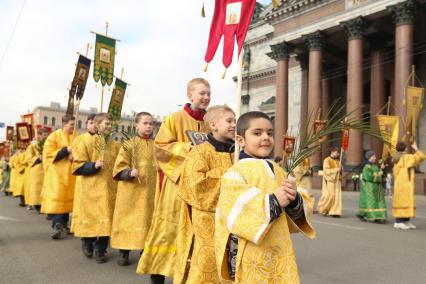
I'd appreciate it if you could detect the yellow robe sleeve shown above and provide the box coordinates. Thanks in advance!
[323,158,340,182]
[178,145,226,212]
[43,131,71,168]
[113,145,131,178]
[154,115,192,183]
[218,169,272,245]
[71,135,92,173]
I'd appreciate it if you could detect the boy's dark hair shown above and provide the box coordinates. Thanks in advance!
[396,142,406,152]
[329,146,339,154]
[237,111,271,137]
[86,113,96,122]
[62,114,75,124]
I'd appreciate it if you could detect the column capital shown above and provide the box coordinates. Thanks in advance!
[304,31,326,51]
[388,0,416,25]
[267,41,292,61]
[296,52,309,70]
[341,17,366,40]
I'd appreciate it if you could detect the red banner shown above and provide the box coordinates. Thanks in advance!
[342,128,349,151]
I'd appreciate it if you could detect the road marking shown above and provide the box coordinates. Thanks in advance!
[314,220,365,231]
[0,215,21,222]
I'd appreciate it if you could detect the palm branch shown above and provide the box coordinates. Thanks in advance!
[121,127,142,184]
[284,101,391,176]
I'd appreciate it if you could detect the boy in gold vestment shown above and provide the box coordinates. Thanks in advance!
[111,112,157,266]
[72,113,120,263]
[42,115,76,239]
[175,105,235,284]
[137,78,210,284]
[215,111,315,283]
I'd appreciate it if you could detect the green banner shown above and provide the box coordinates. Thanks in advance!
[93,34,116,86]
[108,78,127,122]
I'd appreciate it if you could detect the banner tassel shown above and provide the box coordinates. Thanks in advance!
[203,63,208,72]
[201,2,206,18]
[221,68,227,79]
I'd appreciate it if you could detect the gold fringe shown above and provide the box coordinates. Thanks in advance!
[203,63,208,72]
[201,2,206,18]
[221,68,227,79]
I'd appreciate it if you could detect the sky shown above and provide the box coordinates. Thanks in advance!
[0,0,273,139]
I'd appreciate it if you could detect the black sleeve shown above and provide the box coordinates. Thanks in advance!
[269,194,283,223]
[54,147,70,162]
[285,193,305,224]
[33,158,42,166]
[74,162,100,176]
[115,169,135,181]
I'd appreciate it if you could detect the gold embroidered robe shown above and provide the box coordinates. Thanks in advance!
[111,137,157,250]
[72,134,119,237]
[137,110,208,278]
[174,142,233,284]
[215,159,315,284]
[13,153,26,197]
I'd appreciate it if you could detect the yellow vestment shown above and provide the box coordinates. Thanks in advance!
[72,134,119,237]
[111,137,157,250]
[174,141,233,284]
[215,159,315,283]
[41,129,75,214]
[25,142,44,206]
[137,109,208,278]
[317,157,342,216]
[392,150,426,218]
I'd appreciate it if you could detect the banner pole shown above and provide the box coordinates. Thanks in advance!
[234,49,244,165]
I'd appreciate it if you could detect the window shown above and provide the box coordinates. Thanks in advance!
[127,125,131,133]
[43,116,48,125]
[52,117,56,126]
[78,120,82,129]
[121,125,125,132]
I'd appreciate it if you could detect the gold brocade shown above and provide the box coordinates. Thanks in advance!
[110,138,157,250]
[392,150,426,218]
[25,143,44,206]
[72,134,120,237]
[23,153,30,205]
[70,133,88,233]
[8,156,16,195]
[317,157,342,216]
[137,110,208,278]
[215,159,315,284]
[174,142,233,284]
[41,129,75,214]
[12,153,26,197]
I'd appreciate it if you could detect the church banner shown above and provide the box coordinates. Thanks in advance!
[204,0,256,69]
[93,34,116,86]
[377,115,399,159]
[70,55,91,101]
[404,86,424,142]
[108,78,127,122]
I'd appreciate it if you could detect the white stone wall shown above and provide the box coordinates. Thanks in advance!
[247,84,276,112]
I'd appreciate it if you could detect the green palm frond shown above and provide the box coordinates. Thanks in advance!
[121,127,142,184]
[284,101,391,175]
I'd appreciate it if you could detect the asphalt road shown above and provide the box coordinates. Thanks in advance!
[1,190,426,284]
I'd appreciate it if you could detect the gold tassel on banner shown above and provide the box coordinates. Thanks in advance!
[221,68,227,79]
[201,2,206,18]
[203,63,208,72]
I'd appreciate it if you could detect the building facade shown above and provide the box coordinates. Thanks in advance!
[32,102,163,140]
[244,0,426,172]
